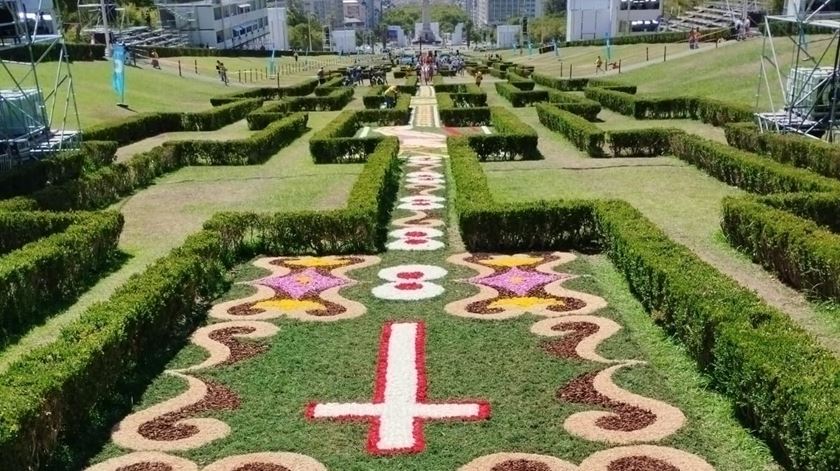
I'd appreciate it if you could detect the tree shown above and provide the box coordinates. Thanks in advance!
[544,0,566,15]
[380,4,467,36]
[465,20,473,47]
[289,22,324,51]
[531,15,565,44]
[286,0,309,27]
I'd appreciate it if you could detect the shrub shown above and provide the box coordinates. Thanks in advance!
[507,71,536,91]
[670,133,840,194]
[0,141,118,198]
[536,103,605,157]
[584,88,752,125]
[722,195,840,301]
[205,137,400,256]
[437,93,490,127]
[725,122,840,179]
[532,74,590,91]
[283,87,354,111]
[447,137,840,470]
[584,87,637,116]
[0,227,230,470]
[465,107,539,161]
[495,82,549,107]
[309,110,384,163]
[314,75,345,96]
[354,94,412,126]
[607,128,683,157]
[548,91,602,121]
[0,210,123,344]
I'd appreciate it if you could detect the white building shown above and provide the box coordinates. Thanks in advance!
[331,28,356,53]
[156,0,270,49]
[566,0,662,42]
[387,25,407,47]
[496,24,520,48]
[451,22,464,45]
[266,6,288,49]
[475,0,541,27]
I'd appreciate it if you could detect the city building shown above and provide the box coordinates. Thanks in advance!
[566,0,663,42]
[496,23,519,47]
[303,0,344,28]
[156,0,270,49]
[474,0,542,27]
[266,6,289,49]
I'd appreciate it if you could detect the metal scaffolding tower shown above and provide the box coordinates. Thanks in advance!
[0,0,81,171]
[756,0,840,141]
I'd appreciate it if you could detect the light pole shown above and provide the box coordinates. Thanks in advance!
[307,14,313,54]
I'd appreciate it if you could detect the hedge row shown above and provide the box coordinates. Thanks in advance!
[309,110,385,163]
[506,71,536,91]
[466,107,539,161]
[354,94,412,126]
[437,93,490,127]
[209,78,320,106]
[722,195,840,301]
[447,137,840,470]
[495,82,549,107]
[584,87,753,125]
[85,99,263,146]
[283,87,354,111]
[530,74,638,94]
[670,133,840,194]
[547,91,602,121]
[0,141,118,199]
[0,42,105,62]
[536,103,605,156]
[205,136,400,256]
[0,210,123,344]
[314,75,346,96]
[0,226,230,470]
[563,28,729,47]
[608,128,683,157]
[725,122,840,180]
[6,113,309,211]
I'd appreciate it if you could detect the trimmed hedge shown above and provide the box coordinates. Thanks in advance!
[725,122,840,180]
[495,82,549,107]
[670,133,840,194]
[608,128,683,157]
[0,141,118,198]
[448,137,840,470]
[205,137,400,256]
[309,110,384,163]
[548,91,602,121]
[85,99,263,146]
[465,107,539,161]
[532,74,590,91]
[208,78,320,106]
[14,113,308,211]
[437,93,490,127]
[0,227,230,470]
[722,195,840,301]
[283,87,354,111]
[314,75,345,96]
[506,71,536,91]
[536,103,605,157]
[0,210,123,344]
[584,88,753,125]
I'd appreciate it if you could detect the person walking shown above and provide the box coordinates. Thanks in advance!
[150,49,160,69]
[595,55,604,74]
[294,51,299,62]
[475,70,483,87]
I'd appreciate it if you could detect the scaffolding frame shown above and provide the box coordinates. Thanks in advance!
[0,0,81,170]
[755,0,840,141]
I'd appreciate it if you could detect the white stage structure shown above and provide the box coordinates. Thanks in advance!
[496,24,520,48]
[566,0,662,42]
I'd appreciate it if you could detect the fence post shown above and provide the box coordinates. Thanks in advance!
[277,70,280,88]
[618,59,622,74]
[178,60,182,77]
[646,47,649,61]
[664,46,667,62]
[238,70,242,82]
[569,64,573,78]
[560,62,563,76]
[195,59,198,74]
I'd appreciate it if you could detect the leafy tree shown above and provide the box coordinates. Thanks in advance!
[380,4,467,36]
[286,0,309,27]
[531,15,565,43]
[544,0,566,15]
[289,22,324,51]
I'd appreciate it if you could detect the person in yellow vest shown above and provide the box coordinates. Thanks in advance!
[383,84,399,108]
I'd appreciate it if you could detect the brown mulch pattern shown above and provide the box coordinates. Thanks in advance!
[210,326,269,365]
[138,380,240,441]
[466,296,585,315]
[558,372,656,432]
[490,459,552,471]
[542,322,601,360]
[116,464,173,471]
[607,456,681,471]
[232,464,292,471]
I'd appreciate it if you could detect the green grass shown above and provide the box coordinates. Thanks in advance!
[87,146,779,470]
[0,111,363,373]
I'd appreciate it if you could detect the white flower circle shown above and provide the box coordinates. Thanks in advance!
[372,281,445,300]
[389,227,444,238]
[397,195,445,210]
[407,171,444,180]
[378,264,448,282]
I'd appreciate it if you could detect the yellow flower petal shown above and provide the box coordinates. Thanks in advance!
[285,256,349,267]
[481,255,544,267]
[255,299,325,311]
[489,296,564,309]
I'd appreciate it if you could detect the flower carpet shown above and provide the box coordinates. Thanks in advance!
[85,87,776,471]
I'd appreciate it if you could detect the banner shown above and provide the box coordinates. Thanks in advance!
[112,43,126,103]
